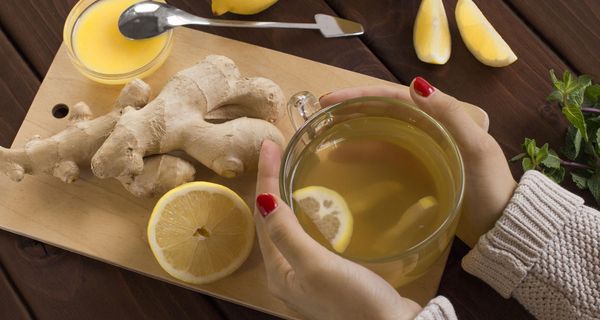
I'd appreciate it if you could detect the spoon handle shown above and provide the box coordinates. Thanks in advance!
[172,9,320,30]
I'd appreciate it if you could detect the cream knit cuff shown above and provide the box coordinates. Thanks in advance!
[414,296,457,320]
[461,170,583,298]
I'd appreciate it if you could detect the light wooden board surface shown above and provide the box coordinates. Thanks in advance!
[0,28,486,319]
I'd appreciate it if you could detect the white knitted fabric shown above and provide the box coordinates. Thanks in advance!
[416,170,600,319]
[462,170,599,319]
[414,296,457,320]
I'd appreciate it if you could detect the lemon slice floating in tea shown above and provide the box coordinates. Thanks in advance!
[455,0,517,67]
[292,186,353,253]
[147,182,254,284]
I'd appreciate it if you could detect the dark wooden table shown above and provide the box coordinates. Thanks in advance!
[0,0,598,319]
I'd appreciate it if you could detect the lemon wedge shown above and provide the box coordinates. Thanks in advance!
[211,0,278,15]
[455,0,517,67]
[292,186,353,253]
[147,182,254,284]
[413,0,451,65]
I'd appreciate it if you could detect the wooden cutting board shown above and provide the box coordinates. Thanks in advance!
[0,28,487,319]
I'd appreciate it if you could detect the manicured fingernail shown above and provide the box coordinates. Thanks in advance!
[319,92,332,101]
[256,193,278,217]
[413,77,435,97]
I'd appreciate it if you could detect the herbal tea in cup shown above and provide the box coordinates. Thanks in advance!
[280,94,464,287]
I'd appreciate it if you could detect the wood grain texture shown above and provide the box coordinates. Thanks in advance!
[0,0,397,82]
[0,25,236,320]
[0,263,32,320]
[0,0,593,319]
[0,28,481,319]
[0,1,397,318]
[0,231,228,320]
[0,0,77,78]
[506,0,600,79]
[2,12,279,320]
[213,299,281,320]
[325,0,570,179]
[0,28,37,320]
[323,1,582,318]
[172,0,398,82]
[0,29,37,148]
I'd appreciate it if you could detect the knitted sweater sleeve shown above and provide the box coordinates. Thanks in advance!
[461,170,600,319]
[415,170,599,319]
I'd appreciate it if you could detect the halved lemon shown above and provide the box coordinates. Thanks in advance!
[456,0,517,67]
[414,0,451,65]
[147,182,254,284]
[292,186,353,253]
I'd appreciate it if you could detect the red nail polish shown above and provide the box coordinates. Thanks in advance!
[256,193,278,217]
[319,92,332,101]
[413,77,435,97]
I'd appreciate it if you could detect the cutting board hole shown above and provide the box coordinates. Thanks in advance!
[52,104,69,119]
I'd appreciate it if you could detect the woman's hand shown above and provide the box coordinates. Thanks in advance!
[254,140,422,320]
[320,78,517,247]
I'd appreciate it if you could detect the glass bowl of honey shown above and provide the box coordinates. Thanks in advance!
[63,0,173,85]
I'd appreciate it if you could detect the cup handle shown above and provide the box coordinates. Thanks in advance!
[287,91,322,130]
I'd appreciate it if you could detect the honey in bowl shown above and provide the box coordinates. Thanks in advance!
[65,0,172,84]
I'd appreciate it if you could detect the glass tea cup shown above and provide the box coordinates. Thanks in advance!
[279,92,465,287]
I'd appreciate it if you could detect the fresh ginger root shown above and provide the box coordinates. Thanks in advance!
[0,79,151,183]
[91,55,285,180]
[0,79,196,197]
[117,154,196,197]
[1,55,285,197]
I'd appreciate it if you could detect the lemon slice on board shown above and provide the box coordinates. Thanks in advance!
[147,182,254,284]
[414,0,451,65]
[292,186,353,253]
[455,0,517,67]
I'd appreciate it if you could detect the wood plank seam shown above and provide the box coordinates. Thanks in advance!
[0,21,43,81]
[206,296,237,320]
[501,0,580,74]
[321,0,402,84]
[0,262,35,320]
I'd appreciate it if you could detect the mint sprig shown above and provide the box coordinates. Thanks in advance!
[516,71,600,205]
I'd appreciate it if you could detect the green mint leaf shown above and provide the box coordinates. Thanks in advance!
[585,84,600,107]
[563,74,590,107]
[543,167,565,184]
[562,102,588,141]
[571,172,589,190]
[567,89,585,107]
[522,157,534,171]
[595,128,600,155]
[563,125,582,160]
[563,71,577,94]
[562,71,571,86]
[524,138,537,157]
[583,140,598,159]
[547,90,563,103]
[550,70,561,90]
[577,74,592,89]
[586,116,600,139]
[541,149,561,169]
[536,143,549,164]
[510,153,527,162]
[586,172,600,205]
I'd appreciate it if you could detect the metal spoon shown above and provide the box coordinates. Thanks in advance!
[118,1,364,39]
